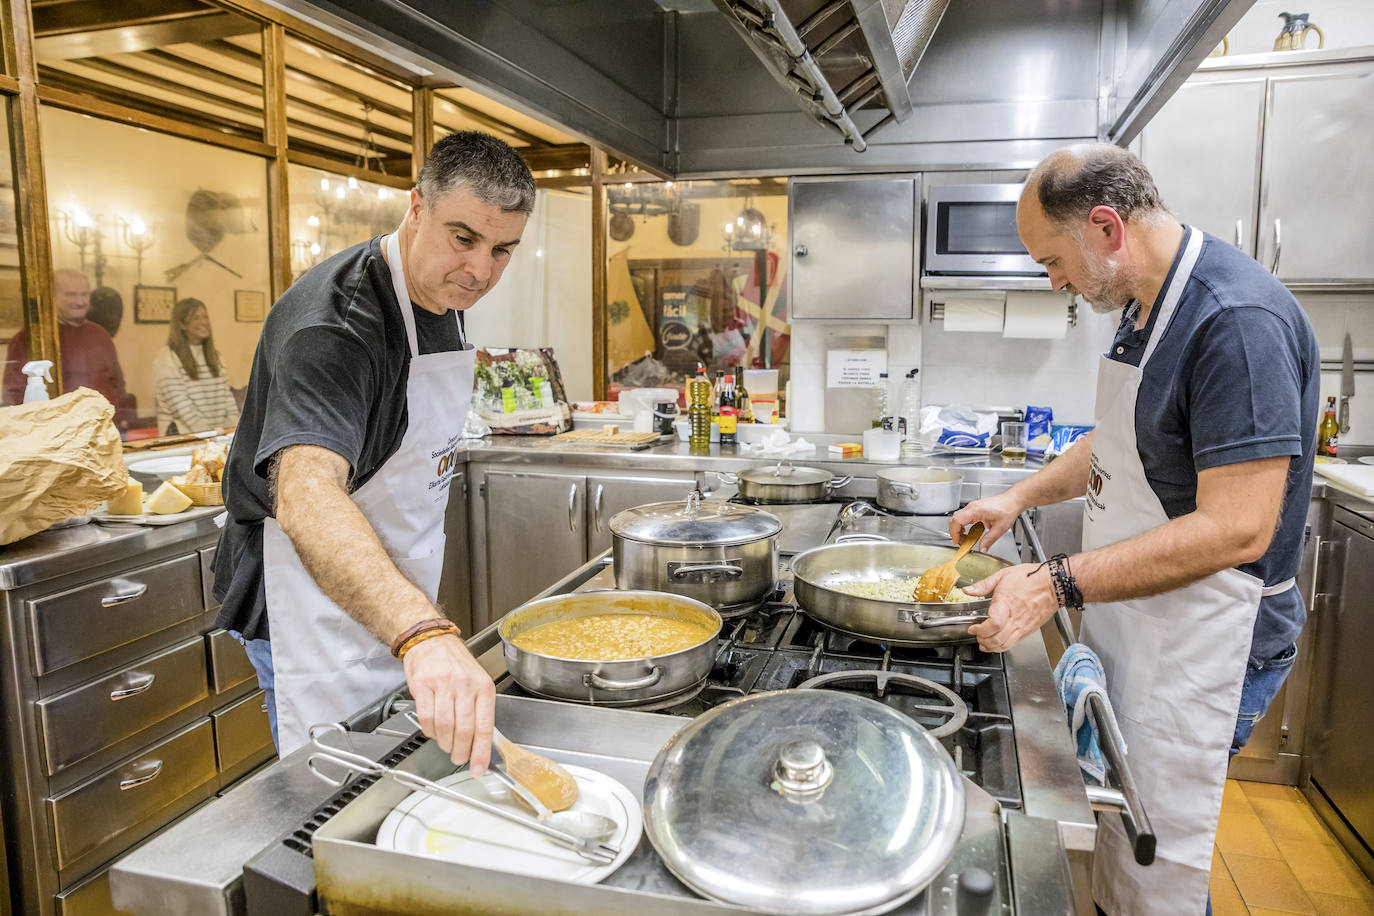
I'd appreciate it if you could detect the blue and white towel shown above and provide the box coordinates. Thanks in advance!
[1053,643,1126,786]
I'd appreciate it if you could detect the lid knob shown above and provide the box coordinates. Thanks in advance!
[772,740,833,801]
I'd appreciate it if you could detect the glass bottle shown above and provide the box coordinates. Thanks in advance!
[1318,396,1339,458]
[734,365,753,423]
[718,373,738,445]
[689,365,713,454]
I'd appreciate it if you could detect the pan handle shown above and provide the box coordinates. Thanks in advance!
[916,613,988,628]
[585,667,664,691]
[716,471,739,485]
[827,475,854,489]
[887,482,916,496]
[670,562,744,581]
[833,533,890,543]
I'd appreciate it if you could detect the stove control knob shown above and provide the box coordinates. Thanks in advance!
[772,740,832,801]
[956,867,995,916]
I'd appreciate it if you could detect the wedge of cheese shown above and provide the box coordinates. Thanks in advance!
[146,481,192,515]
[106,481,144,515]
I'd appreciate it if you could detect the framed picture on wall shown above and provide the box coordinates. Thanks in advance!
[234,289,266,322]
[134,284,176,323]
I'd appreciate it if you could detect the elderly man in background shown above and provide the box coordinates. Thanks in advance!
[3,269,131,422]
[951,144,1318,915]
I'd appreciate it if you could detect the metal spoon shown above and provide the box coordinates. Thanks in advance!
[489,734,619,842]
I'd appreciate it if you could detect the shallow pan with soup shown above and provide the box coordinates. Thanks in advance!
[499,590,721,707]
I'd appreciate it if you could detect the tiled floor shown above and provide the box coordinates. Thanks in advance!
[1213,779,1374,915]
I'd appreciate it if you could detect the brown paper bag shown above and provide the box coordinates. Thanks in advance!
[0,387,129,545]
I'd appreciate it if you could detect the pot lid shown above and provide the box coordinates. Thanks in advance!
[609,492,781,546]
[739,461,833,487]
[642,690,966,915]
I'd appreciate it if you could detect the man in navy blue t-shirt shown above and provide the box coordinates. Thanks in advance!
[952,144,1318,916]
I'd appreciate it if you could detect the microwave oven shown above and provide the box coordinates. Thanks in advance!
[924,184,1045,276]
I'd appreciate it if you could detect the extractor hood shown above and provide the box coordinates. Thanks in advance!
[265,0,1258,176]
[710,0,952,151]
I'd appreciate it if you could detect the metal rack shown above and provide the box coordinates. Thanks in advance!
[1017,512,1157,866]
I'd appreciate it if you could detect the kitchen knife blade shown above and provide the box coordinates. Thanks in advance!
[1342,333,1355,397]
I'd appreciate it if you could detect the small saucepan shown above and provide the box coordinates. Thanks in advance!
[875,467,963,515]
[717,459,852,504]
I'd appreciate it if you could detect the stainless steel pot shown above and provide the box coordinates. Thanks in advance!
[610,493,781,614]
[791,540,1013,645]
[498,590,721,707]
[876,467,962,514]
[718,459,852,504]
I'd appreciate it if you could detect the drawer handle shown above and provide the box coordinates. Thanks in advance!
[119,758,163,790]
[101,581,149,608]
[110,672,157,700]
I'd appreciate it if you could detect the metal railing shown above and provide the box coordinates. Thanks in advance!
[1017,512,1157,866]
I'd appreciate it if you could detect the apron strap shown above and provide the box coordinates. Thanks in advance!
[1140,226,1203,367]
[1261,577,1296,598]
[384,232,421,359]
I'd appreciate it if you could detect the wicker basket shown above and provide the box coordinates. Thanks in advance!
[174,480,223,506]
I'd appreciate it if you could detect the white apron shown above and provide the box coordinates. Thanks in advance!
[1080,226,1293,915]
[263,231,474,756]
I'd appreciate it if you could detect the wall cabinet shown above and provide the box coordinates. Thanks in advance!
[1141,56,1374,287]
[473,466,698,627]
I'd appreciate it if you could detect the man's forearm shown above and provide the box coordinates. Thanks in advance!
[276,450,437,645]
[1005,432,1094,510]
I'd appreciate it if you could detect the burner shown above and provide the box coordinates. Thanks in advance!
[797,669,969,738]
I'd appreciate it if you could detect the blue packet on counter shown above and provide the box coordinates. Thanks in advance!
[937,428,991,448]
[1026,405,1053,455]
[1048,423,1093,457]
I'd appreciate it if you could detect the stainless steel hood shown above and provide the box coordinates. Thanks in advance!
[265,0,1257,176]
[709,0,951,152]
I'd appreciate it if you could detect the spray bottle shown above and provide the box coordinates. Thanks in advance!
[21,360,53,403]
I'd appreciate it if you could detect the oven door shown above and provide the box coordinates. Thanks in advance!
[925,184,1045,275]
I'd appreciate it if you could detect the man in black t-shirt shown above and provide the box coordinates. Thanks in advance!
[213,131,534,764]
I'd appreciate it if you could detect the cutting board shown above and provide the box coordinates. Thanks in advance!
[1314,463,1374,497]
[552,429,664,448]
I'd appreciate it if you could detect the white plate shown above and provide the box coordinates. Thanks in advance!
[92,503,225,526]
[127,455,193,479]
[375,764,641,885]
[1358,456,1374,466]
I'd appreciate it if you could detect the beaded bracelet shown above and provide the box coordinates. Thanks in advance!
[390,618,459,658]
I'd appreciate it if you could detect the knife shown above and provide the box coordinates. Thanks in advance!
[1340,333,1354,434]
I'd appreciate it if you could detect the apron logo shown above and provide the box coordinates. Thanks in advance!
[436,450,457,478]
[1086,453,1111,513]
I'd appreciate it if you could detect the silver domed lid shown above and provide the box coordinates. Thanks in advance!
[609,492,781,547]
[642,690,966,915]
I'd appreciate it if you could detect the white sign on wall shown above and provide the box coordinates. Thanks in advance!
[826,349,887,388]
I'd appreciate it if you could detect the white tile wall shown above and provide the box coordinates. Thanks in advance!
[1296,291,1374,446]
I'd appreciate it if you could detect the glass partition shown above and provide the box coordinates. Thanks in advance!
[605,178,790,401]
[39,106,270,439]
[287,162,407,281]
[0,102,28,405]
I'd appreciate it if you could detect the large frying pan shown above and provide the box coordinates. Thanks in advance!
[791,539,1013,646]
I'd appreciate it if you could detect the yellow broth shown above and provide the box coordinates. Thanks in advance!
[511,613,714,661]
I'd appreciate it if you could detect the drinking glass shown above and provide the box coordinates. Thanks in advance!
[1001,422,1028,464]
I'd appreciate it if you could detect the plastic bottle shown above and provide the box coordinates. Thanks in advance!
[21,360,53,403]
[1318,396,1339,458]
[899,368,922,456]
[688,365,712,453]
[871,372,889,428]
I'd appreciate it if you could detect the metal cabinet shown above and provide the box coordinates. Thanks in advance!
[1141,54,1374,287]
[483,470,589,623]
[1306,506,1374,854]
[1139,78,1266,256]
[474,465,700,628]
[1260,65,1374,284]
[585,474,699,556]
[789,175,918,320]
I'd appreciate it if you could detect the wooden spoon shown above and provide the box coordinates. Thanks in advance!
[492,726,579,812]
[914,522,986,602]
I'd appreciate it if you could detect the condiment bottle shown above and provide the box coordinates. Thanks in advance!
[688,365,712,454]
[1318,396,1339,458]
[718,373,738,446]
[734,365,753,423]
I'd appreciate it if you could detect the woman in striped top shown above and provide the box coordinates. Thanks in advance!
[153,298,240,435]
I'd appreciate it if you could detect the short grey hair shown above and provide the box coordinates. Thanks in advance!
[1029,143,1169,229]
[417,130,536,215]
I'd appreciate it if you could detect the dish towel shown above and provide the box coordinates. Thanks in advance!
[1053,642,1125,786]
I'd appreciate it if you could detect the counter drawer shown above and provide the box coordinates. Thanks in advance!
[55,868,123,916]
[47,718,216,871]
[37,637,208,776]
[29,554,203,675]
[207,628,256,696]
[213,688,273,775]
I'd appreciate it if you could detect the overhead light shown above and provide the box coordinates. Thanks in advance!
[320,178,330,191]
[736,216,745,226]
[752,223,762,235]
[335,186,346,200]
[347,176,359,190]
[624,182,632,189]
[377,188,388,200]
[724,222,734,234]
[309,242,321,256]
[306,215,320,227]
[665,181,674,188]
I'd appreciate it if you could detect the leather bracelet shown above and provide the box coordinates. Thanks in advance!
[396,625,460,661]
[390,618,458,658]
[1049,554,1084,611]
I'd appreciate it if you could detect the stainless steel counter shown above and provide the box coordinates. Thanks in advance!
[0,515,224,590]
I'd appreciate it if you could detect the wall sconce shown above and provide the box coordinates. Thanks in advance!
[117,215,156,283]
